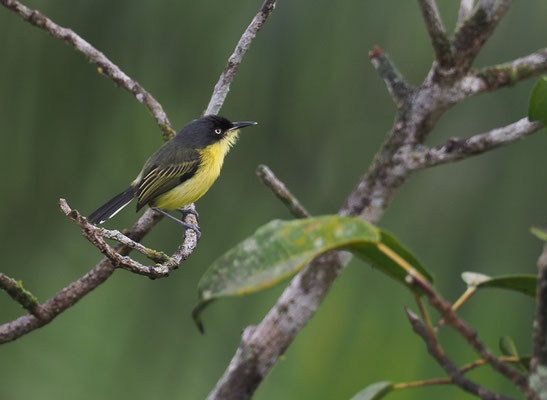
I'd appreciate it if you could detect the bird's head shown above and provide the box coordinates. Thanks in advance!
[177,115,257,149]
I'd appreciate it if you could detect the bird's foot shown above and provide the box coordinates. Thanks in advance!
[177,206,199,222]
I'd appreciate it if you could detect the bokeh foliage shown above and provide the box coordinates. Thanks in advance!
[0,1,546,399]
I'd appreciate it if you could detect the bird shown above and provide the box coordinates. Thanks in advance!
[88,115,257,237]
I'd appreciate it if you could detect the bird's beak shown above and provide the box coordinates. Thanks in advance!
[228,121,258,132]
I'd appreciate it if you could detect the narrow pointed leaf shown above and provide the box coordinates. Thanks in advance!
[349,381,393,400]
[462,272,536,297]
[499,336,519,357]
[531,226,547,241]
[529,76,547,133]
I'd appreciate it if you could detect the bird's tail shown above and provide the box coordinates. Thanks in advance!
[88,186,137,224]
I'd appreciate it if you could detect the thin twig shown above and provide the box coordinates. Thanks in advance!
[1,0,270,343]
[436,286,477,329]
[256,164,311,219]
[0,0,175,140]
[405,118,543,169]
[204,0,278,116]
[0,273,45,319]
[393,357,521,389]
[470,48,547,93]
[453,0,512,72]
[406,308,517,400]
[60,199,198,279]
[369,46,413,109]
[417,0,453,67]
[404,274,530,393]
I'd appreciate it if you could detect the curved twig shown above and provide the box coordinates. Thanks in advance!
[0,0,175,140]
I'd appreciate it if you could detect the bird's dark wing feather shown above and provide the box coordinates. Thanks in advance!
[136,157,200,210]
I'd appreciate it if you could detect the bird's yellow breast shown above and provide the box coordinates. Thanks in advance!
[151,131,238,210]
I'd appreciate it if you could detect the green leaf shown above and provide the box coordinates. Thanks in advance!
[499,336,519,357]
[350,230,434,285]
[529,76,547,133]
[462,272,536,297]
[531,226,547,241]
[193,216,432,332]
[194,216,380,331]
[349,382,393,400]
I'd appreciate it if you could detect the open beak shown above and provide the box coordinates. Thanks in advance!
[228,121,258,131]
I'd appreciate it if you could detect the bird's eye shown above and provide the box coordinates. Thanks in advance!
[214,128,222,135]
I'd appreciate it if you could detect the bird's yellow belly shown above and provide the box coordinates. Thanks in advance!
[150,140,229,210]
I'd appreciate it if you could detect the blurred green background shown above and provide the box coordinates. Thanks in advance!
[1,1,546,399]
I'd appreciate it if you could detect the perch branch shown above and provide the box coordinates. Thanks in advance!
[0,0,276,343]
[0,0,175,140]
[417,0,453,67]
[0,207,163,344]
[406,308,517,400]
[0,273,46,320]
[59,199,198,279]
[256,164,311,219]
[204,0,278,116]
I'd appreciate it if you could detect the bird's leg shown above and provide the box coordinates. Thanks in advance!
[153,208,201,240]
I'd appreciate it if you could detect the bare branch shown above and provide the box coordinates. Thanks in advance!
[0,273,45,320]
[406,308,518,400]
[531,244,547,372]
[204,0,278,116]
[417,0,453,67]
[453,0,512,72]
[0,0,176,140]
[369,46,413,109]
[470,48,547,93]
[59,199,198,279]
[458,0,475,26]
[405,118,543,170]
[256,164,311,219]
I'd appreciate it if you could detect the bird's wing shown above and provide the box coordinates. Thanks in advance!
[136,157,200,210]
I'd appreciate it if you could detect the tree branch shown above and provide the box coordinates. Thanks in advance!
[204,0,278,116]
[453,0,512,72]
[417,0,453,68]
[256,164,310,219]
[209,3,545,393]
[0,207,163,344]
[404,274,531,394]
[0,0,277,343]
[369,46,413,109]
[405,117,543,169]
[0,0,176,140]
[59,199,198,279]
[406,308,518,400]
[458,0,475,26]
[469,48,547,94]
[0,273,45,320]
